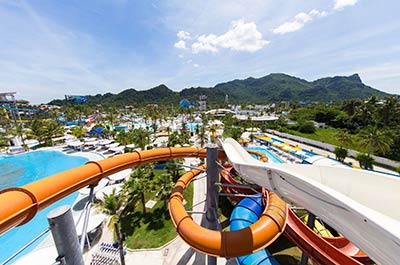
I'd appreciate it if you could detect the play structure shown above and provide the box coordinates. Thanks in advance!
[0,142,399,264]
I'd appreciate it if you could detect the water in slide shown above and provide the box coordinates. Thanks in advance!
[230,195,279,265]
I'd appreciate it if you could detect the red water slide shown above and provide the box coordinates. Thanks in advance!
[220,167,372,265]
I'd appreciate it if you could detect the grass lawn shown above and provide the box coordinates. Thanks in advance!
[286,127,363,151]
[121,172,193,249]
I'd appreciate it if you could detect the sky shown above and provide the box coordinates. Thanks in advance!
[0,0,399,104]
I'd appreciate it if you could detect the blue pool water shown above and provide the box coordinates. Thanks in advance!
[186,123,203,133]
[246,146,283,164]
[0,151,88,264]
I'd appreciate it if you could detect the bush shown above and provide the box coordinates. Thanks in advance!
[355,153,374,170]
[298,121,316,134]
[334,147,348,162]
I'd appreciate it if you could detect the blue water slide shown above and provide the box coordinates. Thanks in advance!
[229,195,279,265]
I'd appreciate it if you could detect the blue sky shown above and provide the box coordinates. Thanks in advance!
[0,0,399,104]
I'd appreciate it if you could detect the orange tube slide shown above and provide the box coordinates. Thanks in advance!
[168,166,287,257]
[0,147,209,235]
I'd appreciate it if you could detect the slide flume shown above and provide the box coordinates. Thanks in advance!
[169,166,287,257]
[221,138,400,265]
[221,166,368,264]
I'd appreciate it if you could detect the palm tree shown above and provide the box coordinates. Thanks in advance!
[152,122,158,139]
[133,128,150,149]
[106,108,117,131]
[94,188,126,265]
[124,164,154,216]
[333,147,348,162]
[342,99,362,116]
[71,126,87,141]
[198,126,206,147]
[168,131,181,147]
[155,172,174,209]
[95,188,124,229]
[27,119,46,144]
[336,130,352,147]
[378,96,400,127]
[359,126,393,157]
[43,120,64,146]
[166,126,171,137]
[209,125,217,144]
[165,160,184,182]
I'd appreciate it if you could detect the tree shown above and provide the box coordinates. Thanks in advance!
[341,99,361,116]
[209,125,217,144]
[43,120,64,146]
[355,153,374,170]
[71,126,87,141]
[230,127,242,141]
[198,126,207,147]
[298,121,316,134]
[124,164,154,216]
[165,160,184,182]
[378,96,400,127]
[336,130,353,149]
[155,172,174,209]
[94,188,126,265]
[333,147,348,162]
[359,126,393,157]
[168,131,181,147]
[26,120,42,143]
[132,128,150,150]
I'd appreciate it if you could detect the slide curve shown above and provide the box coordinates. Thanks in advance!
[221,138,400,265]
[230,195,279,265]
[221,166,369,265]
[169,167,287,257]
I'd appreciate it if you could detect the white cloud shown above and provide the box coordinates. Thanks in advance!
[191,34,219,53]
[190,19,269,53]
[177,30,191,40]
[193,63,199,68]
[334,0,358,11]
[174,40,187,49]
[272,9,327,34]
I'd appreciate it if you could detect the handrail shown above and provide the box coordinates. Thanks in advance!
[0,147,210,235]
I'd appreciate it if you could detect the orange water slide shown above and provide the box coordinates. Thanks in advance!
[168,166,287,257]
[0,147,210,235]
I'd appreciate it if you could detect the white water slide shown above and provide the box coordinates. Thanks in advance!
[221,138,400,265]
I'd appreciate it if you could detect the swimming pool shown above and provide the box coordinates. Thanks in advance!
[186,123,203,133]
[0,150,88,264]
[246,146,283,164]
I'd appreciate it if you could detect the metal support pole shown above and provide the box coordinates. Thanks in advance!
[300,212,316,265]
[47,205,84,265]
[80,185,95,251]
[114,222,126,265]
[206,145,218,265]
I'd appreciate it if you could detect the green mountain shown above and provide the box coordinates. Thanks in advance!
[49,73,392,107]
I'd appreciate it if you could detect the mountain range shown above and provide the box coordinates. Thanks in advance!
[49,73,391,107]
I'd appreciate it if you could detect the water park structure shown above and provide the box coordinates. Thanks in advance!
[0,141,399,264]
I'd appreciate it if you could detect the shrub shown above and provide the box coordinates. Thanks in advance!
[298,121,316,134]
[355,153,374,170]
[334,147,348,162]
